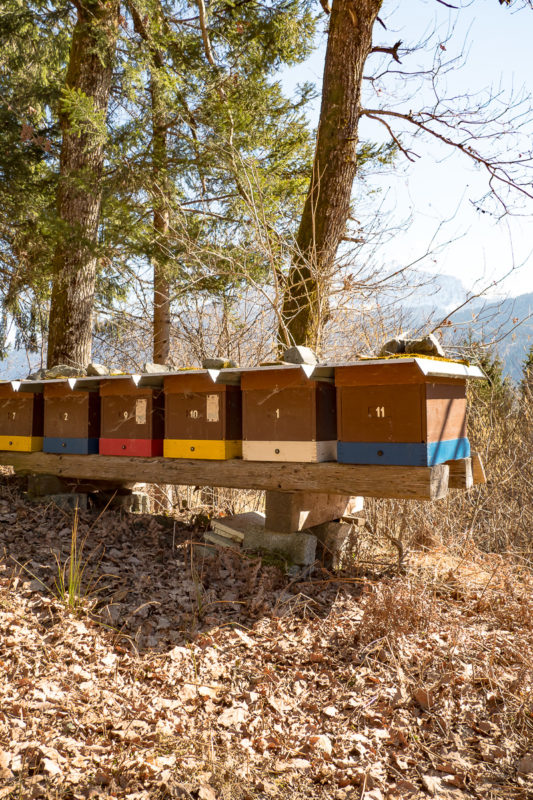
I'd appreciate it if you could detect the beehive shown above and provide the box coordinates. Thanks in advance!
[99,378,164,457]
[164,371,242,459]
[241,365,336,462]
[0,382,43,451]
[42,381,100,454]
[335,358,484,466]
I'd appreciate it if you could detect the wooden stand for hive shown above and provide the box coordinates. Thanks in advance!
[0,450,481,498]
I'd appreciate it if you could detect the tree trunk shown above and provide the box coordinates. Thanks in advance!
[279,0,381,350]
[47,0,119,368]
[127,0,171,364]
[151,71,171,364]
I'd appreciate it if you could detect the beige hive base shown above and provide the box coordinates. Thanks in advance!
[242,440,337,463]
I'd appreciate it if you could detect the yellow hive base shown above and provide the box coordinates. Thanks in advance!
[0,436,43,452]
[164,439,242,460]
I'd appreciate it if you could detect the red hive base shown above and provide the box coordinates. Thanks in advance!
[98,438,163,457]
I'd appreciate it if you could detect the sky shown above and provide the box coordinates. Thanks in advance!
[282,0,533,299]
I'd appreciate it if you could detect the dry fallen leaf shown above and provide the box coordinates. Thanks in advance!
[413,687,434,711]
[421,773,442,796]
[309,734,332,756]
[517,754,533,774]
[218,704,248,727]
[198,785,216,800]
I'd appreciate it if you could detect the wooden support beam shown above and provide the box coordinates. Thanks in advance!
[0,451,449,501]
[471,452,487,485]
[265,491,363,533]
[446,457,473,490]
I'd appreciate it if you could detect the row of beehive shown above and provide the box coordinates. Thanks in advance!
[0,358,483,466]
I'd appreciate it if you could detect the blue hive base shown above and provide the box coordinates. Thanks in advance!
[337,438,470,467]
[43,437,99,455]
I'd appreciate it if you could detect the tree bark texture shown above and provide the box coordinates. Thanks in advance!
[151,71,171,365]
[47,0,119,368]
[127,1,171,364]
[280,0,381,350]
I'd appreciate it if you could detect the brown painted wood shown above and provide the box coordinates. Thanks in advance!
[165,373,230,393]
[337,371,468,445]
[337,384,423,443]
[0,451,449,500]
[100,379,152,397]
[241,367,312,391]
[243,375,336,444]
[164,376,241,441]
[425,382,467,442]
[44,386,99,438]
[335,362,424,386]
[446,458,473,490]
[101,391,164,440]
[243,387,317,442]
[0,388,43,437]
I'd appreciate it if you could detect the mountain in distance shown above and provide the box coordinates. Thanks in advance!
[402,273,532,382]
[401,272,474,313]
[0,348,42,381]
[447,291,533,382]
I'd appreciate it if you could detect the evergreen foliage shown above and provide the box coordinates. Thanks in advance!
[0,0,322,361]
[0,0,72,354]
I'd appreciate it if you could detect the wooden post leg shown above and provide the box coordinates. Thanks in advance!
[446,458,473,490]
[471,452,487,485]
[265,491,363,533]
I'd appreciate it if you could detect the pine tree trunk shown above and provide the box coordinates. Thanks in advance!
[151,71,171,365]
[279,0,381,350]
[47,0,119,369]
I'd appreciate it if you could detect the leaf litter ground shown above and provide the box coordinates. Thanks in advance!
[0,473,532,799]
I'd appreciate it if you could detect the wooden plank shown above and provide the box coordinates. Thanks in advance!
[471,452,487,485]
[446,457,473,490]
[0,451,449,500]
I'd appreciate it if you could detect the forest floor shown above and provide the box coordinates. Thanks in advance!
[0,471,532,800]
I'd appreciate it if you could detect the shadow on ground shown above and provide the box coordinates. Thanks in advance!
[0,472,364,655]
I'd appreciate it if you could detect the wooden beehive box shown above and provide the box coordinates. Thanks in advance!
[164,371,242,459]
[335,358,484,466]
[99,378,164,457]
[43,381,100,454]
[241,365,336,462]
[0,382,43,451]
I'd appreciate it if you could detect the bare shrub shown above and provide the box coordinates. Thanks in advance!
[356,577,437,646]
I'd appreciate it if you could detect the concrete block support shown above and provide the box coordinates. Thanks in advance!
[243,527,317,566]
[27,474,71,497]
[311,517,365,569]
[211,510,317,565]
[265,491,363,533]
[47,493,88,511]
